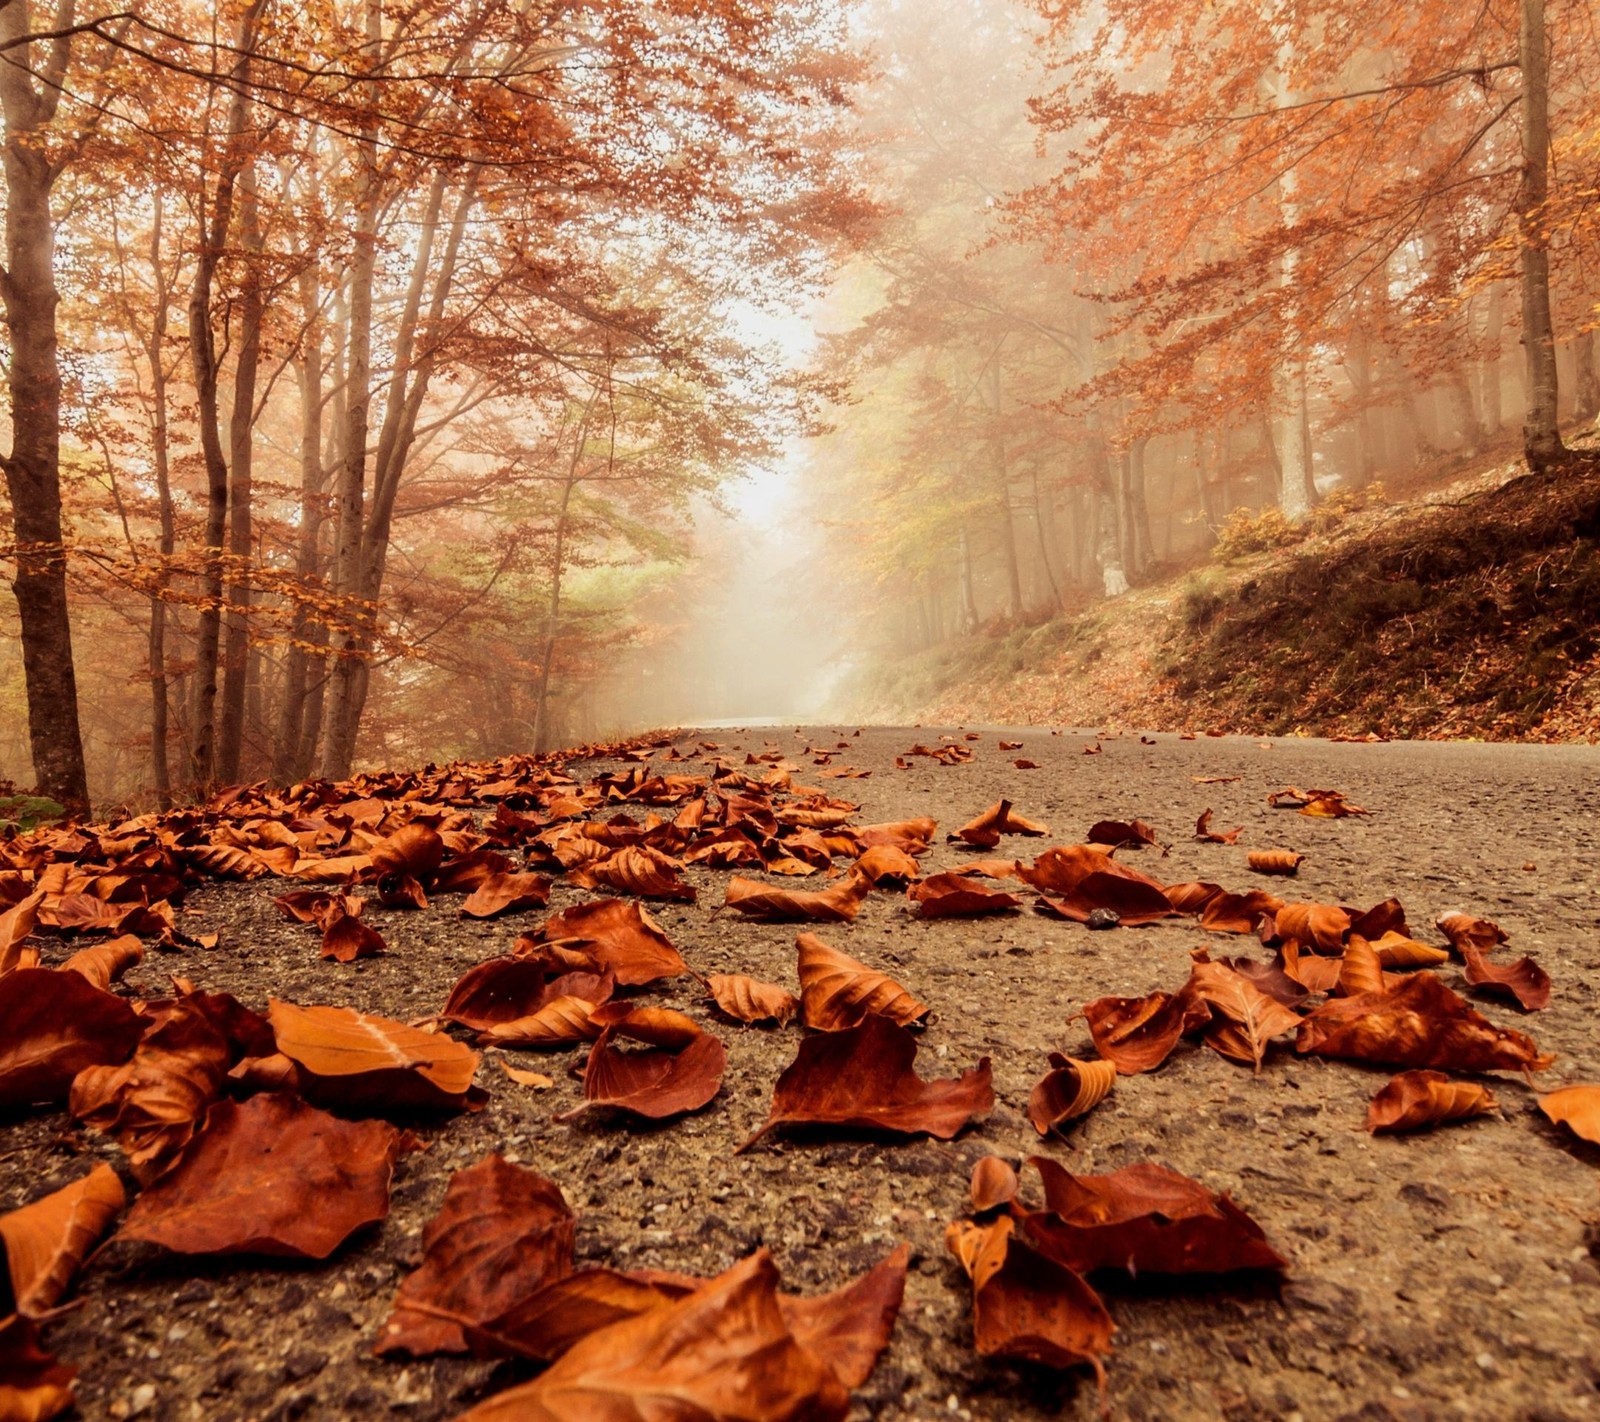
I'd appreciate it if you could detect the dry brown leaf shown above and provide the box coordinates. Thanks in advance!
[440,958,613,1032]
[970,1156,1019,1214]
[946,1216,1112,1385]
[740,1015,992,1153]
[519,899,687,987]
[0,968,143,1109]
[1027,1054,1116,1136]
[460,872,553,919]
[268,999,485,1114]
[376,1155,575,1358]
[952,800,1049,848]
[556,1007,726,1123]
[1022,1156,1286,1276]
[1369,931,1450,969]
[58,934,144,991]
[369,823,446,881]
[0,891,45,975]
[117,1093,410,1258]
[501,1063,554,1089]
[850,845,921,886]
[705,974,799,1027]
[905,872,1023,918]
[797,933,930,1031]
[0,1165,125,1316]
[1366,1070,1498,1133]
[722,871,871,923]
[1295,972,1554,1074]
[1185,951,1302,1074]
[453,1251,851,1422]
[1273,902,1351,952]
[1459,944,1551,1012]
[1436,912,1509,956]
[567,845,696,902]
[1079,988,1210,1075]
[1086,819,1160,848]
[1194,810,1242,845]
[1247,849,1303,876]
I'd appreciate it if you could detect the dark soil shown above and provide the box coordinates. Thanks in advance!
[5,727,1600,1422]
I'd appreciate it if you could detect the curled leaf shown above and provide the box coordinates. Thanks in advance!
[970,1156,1019,1213]
[1079,988,1209,1075]
[556,1008,726,1123]
[0,1165,125,1315]
[1247,850,1303,876]
[953,800,1049,848]
[1366,1070,1498,1134]
[1027,1054,1116,1135]
[797,933,929,1031]
[723,871,871,923]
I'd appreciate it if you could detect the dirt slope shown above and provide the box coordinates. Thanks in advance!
[850,455,1600,744]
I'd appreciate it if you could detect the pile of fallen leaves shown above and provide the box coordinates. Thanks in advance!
[1,728,1597,1419]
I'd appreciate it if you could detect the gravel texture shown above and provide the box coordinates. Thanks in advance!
[5,725,1600,1422]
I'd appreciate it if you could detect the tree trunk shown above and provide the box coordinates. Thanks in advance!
[1123,436,1153,574]
[188,0,266,789]
[218,158,262,785]
[957,527,980,633]
[1573,330,1600,423]
[1480,282,1505,434]
[145,196,176,806]
[1028,466,1063,612]
[320,0,383,779]
[1517,0,1567,472]
[0,1,90,817]
[1088,423,1128,597]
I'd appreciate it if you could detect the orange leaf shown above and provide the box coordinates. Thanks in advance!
[722,871,871,923]
[0,968,142,1108]
[970,1156,1019,1213]
[1366,1070,1498,1133]
[0,1314,74,1422]
[0,1165,125,1315]
[796,933,930,1031]
[1247,849,1302,875]
[1027,1054,1116,1135]
[906,872,1023,918]
[556,1007,726,1123]
[1538,1084,1600,1144]
[705,974,799,1027]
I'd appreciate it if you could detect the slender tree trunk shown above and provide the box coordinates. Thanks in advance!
[0,1,90,817]
[1517,0,1567,472]
[218,158,262,784]
[1573,330,1600,423]
[321,0,383,779]
[1124,437,1153,574]
[146,196,176,807]
[957,527,980,633]
[1088,422,1127,597]
[1028,466,1063,611]
[1480,282,1506,434]
[189,0,266,789]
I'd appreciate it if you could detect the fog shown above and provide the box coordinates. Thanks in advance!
[1,0,1593,809]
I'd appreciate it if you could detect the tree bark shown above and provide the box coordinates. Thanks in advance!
[218,157,263,784]
[145,195,176,806]
[189,0,267,789]
[1572,330,1600,423]
[1517,0,1567,472]
[0,0,90,817]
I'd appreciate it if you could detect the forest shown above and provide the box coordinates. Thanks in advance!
[2,0,1598,811]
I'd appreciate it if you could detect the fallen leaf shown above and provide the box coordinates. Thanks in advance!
[740,1015,992,1153]
[797,933,930,1031]
[1086,819,1160,848]
[1079,989,1209,1075]
[1369,932,1450,969]
[556,1007,726,1123]
[1435,912,1508,956]
[946,1216,1112,1384]
[377,1155,575,1357]
[1022,1157,1285,1276]
[268,1000,485,1114]
[1538,1085,1600,1144]
[453,1251,852,1422]
[1197,888,1285,933]
[1269,786,1370,816]
[1273,903,1351,952]
[856,818,937,852]
[705,974,800,1027]
[520,899,687,987]
[778,1243,909,1389]
[476,994,608,1050]
[369,823,446,880]
[568,846,696,902]
[440,958,612,1032]
[501,1063,554,1089]
[1247,849,1303,876]
[723,871,871,923]
[1366,1070,1498,1133]
[1034,871,1175,925]
[906,872,1023,918]
[0,968,143,1108]
[1295,972,1554,1074]
[970,1156,1018,1213]
[1013,759,1039,770]
[952,800,1049,848]
[1194,810,1242,844]
[0,1165,125,1315]
[1459,945,1551,1012]
[0,892,46,974]
[0,1313,74,1422]
[117,1093,410,1258]
[1185,951,1303,1073]
[461,873,553,919]
[58,935,144,991]
[851,845,921,886]
[318,896,387,961]
[1027,1054,1116,1135]
[1335,935,1388,998]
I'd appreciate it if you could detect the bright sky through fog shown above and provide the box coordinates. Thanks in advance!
[726,300,819,524]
